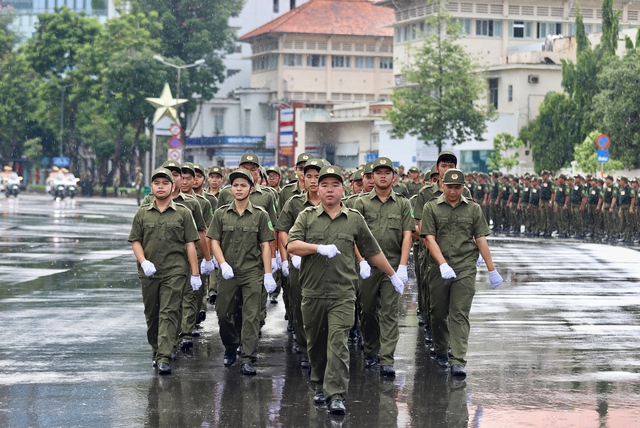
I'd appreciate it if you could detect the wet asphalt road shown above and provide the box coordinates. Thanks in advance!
[0,194,639,427]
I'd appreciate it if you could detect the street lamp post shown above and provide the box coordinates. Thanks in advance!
[152,55,205,137]
[44,75,71,159]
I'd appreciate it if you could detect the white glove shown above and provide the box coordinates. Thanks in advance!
[200,259,214,275]
[271,258,280,273]
[191,275,202,291]
[213,257,219,269]
[359,260,371,279]
[389,273,405,294]
[281,260,290,277]
[476,254,484,267]
[397,264,409,284]
[220,262,234,280]
[317,244,341,258]
[141,260,156,277]
[489,270,503,289]
[291,255,302,269]
[264,273,277,293]
[439,263,457,280]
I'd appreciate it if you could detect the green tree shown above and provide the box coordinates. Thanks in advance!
[130,0,244,139]
[600,0,621,58]
[384,6,495,152]
[487,132,523,172]
[520,92,578,174]
[574,130,623,174]
[591,50,640,167]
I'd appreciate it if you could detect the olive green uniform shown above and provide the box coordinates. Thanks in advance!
[554,183,569,236]
[420,194,490,367]
[128,200,200,365]
[406,180,423,198]
[529,185,541,234]
[568,183,586,236]
[354,191,414,366]
[198,191,218,313]
[617,183,634,241]
[275,193,318,359]
[207,201,275,365]
[520,184,531,233]
[392,182,409,198]
[602,185,618,239]
[288,204,381,403]
[188,192,214,327]
[539,179,554,236]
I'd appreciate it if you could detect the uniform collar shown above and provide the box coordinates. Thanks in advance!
[367,189,398,202]
[228,200,256,215]
[435,193,470,207]
[146,198,178,211]
[314,202,348,219]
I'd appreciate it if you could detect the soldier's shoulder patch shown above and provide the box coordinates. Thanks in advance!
[268,221,274,231]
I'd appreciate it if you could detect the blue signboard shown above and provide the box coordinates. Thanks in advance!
[365,153,378,163]
[597,149,609,163]
[53,157,70,167]
[186,136,265,146]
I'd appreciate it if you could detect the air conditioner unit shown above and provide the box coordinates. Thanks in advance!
[528,75,540,84]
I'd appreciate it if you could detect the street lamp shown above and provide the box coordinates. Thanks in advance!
[43,74,71,158]
[153,55,205,131]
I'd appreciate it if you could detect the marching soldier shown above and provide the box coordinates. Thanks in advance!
[569,175,587,238]
[553,174,570,238]
[616,176,634,244]
[406,167,423,198]
[539,170,554,237]
[602,175,618,241]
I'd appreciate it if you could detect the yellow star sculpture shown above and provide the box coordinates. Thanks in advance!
[145,83,188,125]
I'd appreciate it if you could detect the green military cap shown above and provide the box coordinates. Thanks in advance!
[429,165,439,177]
[372,157,394,171]
[534,176,542,182]
[478,172,487,179]
[352,169,363,181]
[512,176,520,182]
[303,158,324,172]
[408,166,420,173]
[357,164,365,171]
[162,160,182,172]
[239,152,260,166]
[192,163,206,175]
[181,162,196,176]
[423,171,431,181]
[229,168,254,186]
[491,170,500,177]
[523,174,531,181]
[321,159,332,166]
[442,168,465,185]
[151,167,174,183]
[296,152,312,165]
[620,175,629,182]
[318,165,344,183]
[558,173,567,180]
[208,166,223,177]
[437,150,457,165]
[599,178,606,184]
[466,172,473,178]
[266,165,281,176]
[541,170,551,175]
[259,166,267,179]
[363,161,375,174]
[398,164,405,169]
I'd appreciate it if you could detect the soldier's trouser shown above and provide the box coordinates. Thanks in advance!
[428,266,476,367]
[419,246,431,331]
[359,267,400,366]
[271,270,282,298]
[195,274,209,317]
[555,203,568,235]
[209,269,220,298]
[540,201,552,234]
[520,202,529,232]
[180,275,198,341]
[529,204,539,232]
[141,274,185,364]
[303,295,354,403]
[619,205,632,240]
[492,201,501,229]
[603,203,615,237]
[585,204,597,234]
[500,200,509,229]
[289,266,307,357]
[216,271,263,364]
[510,205,519,231]
[570,203,583,235]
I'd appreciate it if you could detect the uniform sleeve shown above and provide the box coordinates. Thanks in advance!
[128,209,144,243]
[413,189,426,220]
[206,210,223,241]
[400,198,415,232]
[258,211,276,243]
[472,203,491,238]
[275,199,295,232]
[265,192,278,225]
[190,201,207,231]
[201,199,213,227]
[353,197,365,216]
[182,208,201,243]
[287,211,308,245]
[420,201,437,237]
[354,213,382,259]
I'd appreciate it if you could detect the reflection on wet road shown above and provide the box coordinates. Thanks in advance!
[0,195,639,427]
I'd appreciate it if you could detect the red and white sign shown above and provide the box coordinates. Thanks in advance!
[168,148,182,162]
[170,124,182,137]
[279,108,294,156]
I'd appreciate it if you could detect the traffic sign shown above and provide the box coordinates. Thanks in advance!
[596,134,610,149]
[169,124,182,137]
[365,153,378,163]
[168,148,182,162]
[597,149,609,163]
[53,157,70,167]
[169,137,181,148]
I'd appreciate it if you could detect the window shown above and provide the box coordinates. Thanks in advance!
[511,21,533,38]
[244,110,251,135]
[537,22,563,38]
[284,53,302,67]
[212,109,225,134]
[454,18,472,35]
[476,20,502,37]
[252,54,278,71]
[411,23,418,40]
[395,27,402,43]
[273,0,279,13]
[331,55,351,68]
[489,79,498,109]
[508,85,513,102]
[306,54,326,68]
[355,56,375,69]
[403,25,410,42]
[380,57,393,70]
[235,44,242,53]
